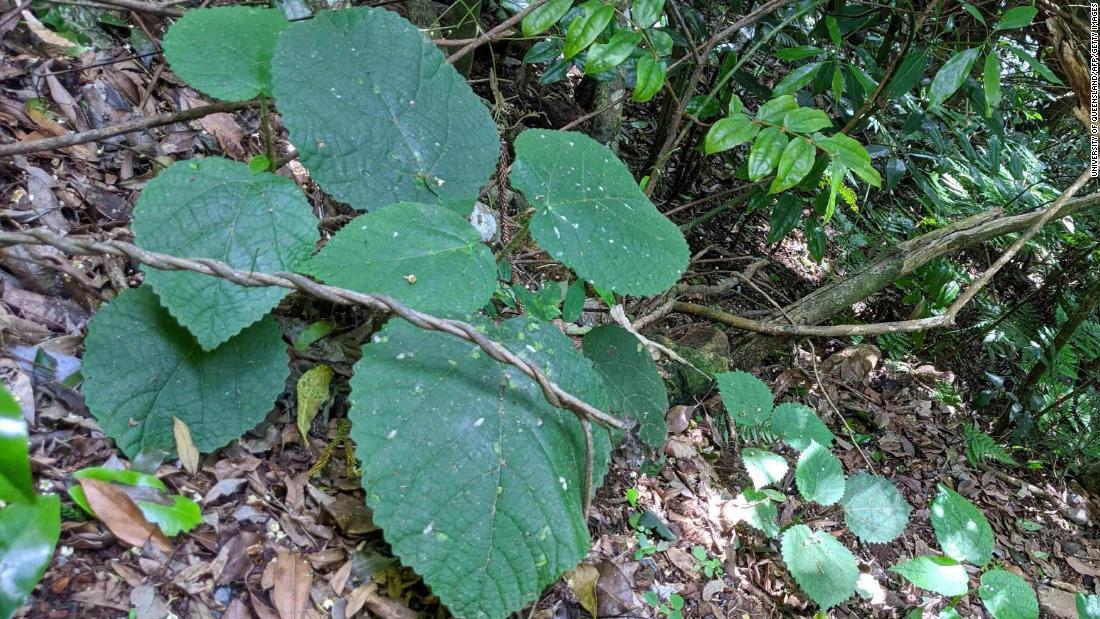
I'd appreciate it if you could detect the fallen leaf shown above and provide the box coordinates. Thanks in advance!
[173,416,200,475]
[665,546,697,575]
[296,365,332,445]
[565,563,599,617]
[204,477,247,504]
[1066,555,1099,577]
[595,560,636,616]
[78,478,172,552]
[272,548,312,619]
[198,112,246,160]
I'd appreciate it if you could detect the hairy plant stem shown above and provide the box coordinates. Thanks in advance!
[258,95,277,172]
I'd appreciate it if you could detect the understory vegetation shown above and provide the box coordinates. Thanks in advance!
[0,0,1097,617]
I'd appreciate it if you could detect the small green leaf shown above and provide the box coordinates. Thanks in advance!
[994,6,1037,30]
[522,0,572,36]
[293,320,335,351]
[805,216,825,261]
[831,64,845,101]
[841,473,911,543]
[0,386,33,505]
[162,6,288,101]
[303,202,497,316]
[979,570,1038,619]
[773,62,823,96]
[525,40,563,64]
[633,56,666,102]
[961,2,986,24]
[585,31,642,74]
[248,154,271,173]
[136,495,202,536]
[930,484,994,566]
[772,402,834,451]
[583,325,668,449]
[781,524,858,609]
[1078,593,1100,619]
[747,127,789,181]
[775,45,823,60]
[767,194,803,244]
[715,370,773,429]
[296,364,333,445]
[728,490,779,536]
[704,114,758,154]
[819,133,881,187]
[0,494,60,619]
[795,441,846,506]
[783,108,832,133]
[562,280,586,323]
[983,53,1001,115]
[1005,45,1063,85]
[631,0,664,29]
[928,48,979,108]
[741,448,788,489]
[564,1,614,59]
[889,555,969,596]
[770,137,816,193]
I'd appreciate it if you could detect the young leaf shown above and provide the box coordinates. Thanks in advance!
[133,158,317,350]
[983,52,1001,115]
[0,386,33,505]
[841,473,912,543]
[755,95,799,124]
[136,496,202,536]
[930,484,994,566]
[889,555,969,596]
[348,317,612,619]
[0,495,60,618]
[770,137,816,193]
[741,448,788,489]
[162,7,288,101]
[767,194,803,243]
[994,6,1037,30]
[704,113,758,155]
[511,129,689,296]
[82,286,289,458]
[303,202,498,316]
[1078,593,1100,619]
[583,325,668,449]
[715,370,773,429]
[979,570,1039,619]
[631,0,665,29]
[795,441,846,506]
[632,56,666,102]
[564,0,614,59]
[748,127,789,181]
[781,524,859,609]
[773,62,823,96]
[585,31,642,74]
[522,0,572,37]
[783,108,832,133]
[928,48,979,108]
[772,402,834,451]
[272,7,500,209]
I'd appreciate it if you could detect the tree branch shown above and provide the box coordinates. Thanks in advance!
[445,0,550,64]
[0,228,624,432]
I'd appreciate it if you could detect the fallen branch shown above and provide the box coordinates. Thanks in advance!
[0,228,624,433]
[0,100,252,158]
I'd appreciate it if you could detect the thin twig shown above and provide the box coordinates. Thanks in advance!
[446,0,551,65]
[61,0,183,16]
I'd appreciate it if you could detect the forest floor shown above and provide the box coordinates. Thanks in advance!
[1,4,1098,618]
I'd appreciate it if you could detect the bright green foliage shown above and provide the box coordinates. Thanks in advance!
[1078,593,1100,619]
[564,1,614,59]
[162,7,287,101]
[770,137,816,193]
[729,490,780,536]
[631,0,664,28]
[979,570,1039,619]
[756,95,799,124]
[748,127,788,180]
[304,202,497,316]
[772,402,835,451]
[82,286,289,458]
[784,108,832,133]
[889,555,969,596]
[705,114,758,155]
[582,325,668,449]
[522,0,572,36]
[633,57,666,102]
[585,31,643,74]
[994,6,1037,30]
[136,496,202,536]
[67,466,200,537]
[817,133,881,188]
[511,129,689,296]
[271,7,500,210]
[795,441,846,505]
[348,317,612,619]
[963,424,1015,467]
[781,524,859,609]
[983,53,1001,114]
[773,62,822,96]
[928,48,980,108]
[0,387,33,504]
[741,448,788,489]
[930,484,994,566]
[715,370,773,429]
[132,157,317,350]
[0,495,60,618]
[840,473,911,543]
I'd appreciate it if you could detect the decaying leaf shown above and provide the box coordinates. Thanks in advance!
[173,416,200,475]
[78,478,172,552]
[296,364,333,446]
[564,563,599,617]
[271,548,312,619]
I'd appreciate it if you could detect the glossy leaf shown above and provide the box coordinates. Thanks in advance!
[983,52,1001,114]
[994,6,1037,30]
[522,0,572,36]
[773,62,823,96]
[930,484,994,566]
[979,570,1038,619]
[747,127,788,181]
[756,95,798,124]
[564,1,614,59]
[585,31,642,74]
[928,48,979,108]
[583,325,668,449]
[631,0,664,29]
[704,113,758,155]
[775,45,823,60]
[795,441,846,506]
[841,473,911,543]
[1005,45,1063,85]
[818,133,881,187]
[781,524,858,609]
[886,49,929,99]
[767,194,803,243]
[889,555,969,596]
[0,386,33,505]
[715,370,773,429]
[770,137,816,193]
[632,56,666,102]
[783,108,832,133]
[0,495,60,619]
[136,496,202,537]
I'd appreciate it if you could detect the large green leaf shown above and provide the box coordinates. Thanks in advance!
[783,108,832,133]
[885,48,930,98]
[841,473,911,543]
[630,0,664,28]
[781,524,858,609]
[770,137,816,193]
[632,56,666,102]
[1078,593,1100,619]
[767,194,803,244]
[348,317,613,619]
[741,448,788,489]
[773,62,823,96]
[0,495,59,619]
[522,0,572,36]
[715,370,773,429]
[303,202,496,316]
[133,158,317,350]
[747,127,788,181]
[511,129,689,296]
[756,95,799,124]
[772,402,834,451]
[979,570,1038,619]
[564,0,614,58]
[585,31,642,74]
[930,484,994,566]
[272,7,500,210]
[795,441,845,506]
[82,286,289,458]
[162,6,288,101]
[582,325,668,449]
[889,555,969,597]
[0,386,33,505]
[928,48,979,108]
[817,133,881,187]
[137,496,202,537]
[704,114,758,155]
[994,6,1036,30]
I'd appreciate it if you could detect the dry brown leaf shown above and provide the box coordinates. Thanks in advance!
[79,478,172,552]
[173,416,200,475]
[595,560,636,616]
[665,546,698,575]
[1065,554,1099,577]
[272,548,313,619]
[564,563,599,617]
[198,112,246,160]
